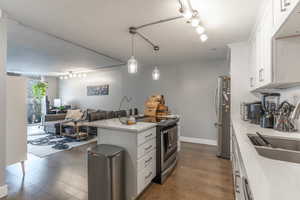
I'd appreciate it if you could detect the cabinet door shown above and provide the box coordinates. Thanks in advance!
[273,0,299,29]
[255,25,263,88]
[249,39,257,90]
[261,1,274,86]
[274,0,289,28]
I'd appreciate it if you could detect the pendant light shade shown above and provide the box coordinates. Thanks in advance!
[128,56,138,74]
[128,34,138,74]
[152,67,160,80]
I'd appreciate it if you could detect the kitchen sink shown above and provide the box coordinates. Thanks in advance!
[248,134,300,164]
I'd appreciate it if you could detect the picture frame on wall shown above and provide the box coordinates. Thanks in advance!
[87,84,109,96]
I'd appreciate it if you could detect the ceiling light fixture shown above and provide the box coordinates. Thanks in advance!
[191,16,200,27]
[152,46,160,81]
[178,0,208,41]
[126,0,208,77]
[127,34,138,74]
[196,25,205,34]
[59,71,87,80]
[178,0,194,19]
[200,34,208,42]
[152,67,160,81]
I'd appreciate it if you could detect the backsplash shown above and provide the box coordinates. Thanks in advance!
[278,86,300,132]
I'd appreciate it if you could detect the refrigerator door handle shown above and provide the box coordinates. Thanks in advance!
[214,87,218,116]
[214,123,222,128]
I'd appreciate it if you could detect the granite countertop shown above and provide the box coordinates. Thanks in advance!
[232,115,300,200]
[84,118,157,133]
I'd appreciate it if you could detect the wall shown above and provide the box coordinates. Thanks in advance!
[60,67,125,110]
[0,11,8,197]
[59,59,229,142]
[44,76,59,105]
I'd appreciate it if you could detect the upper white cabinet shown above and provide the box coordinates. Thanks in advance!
[248,0,300,91]
[249,0,274,90]
[273,0,300,32]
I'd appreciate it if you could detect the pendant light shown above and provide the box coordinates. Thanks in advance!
[128,34,138,74]
[152,47,160,80]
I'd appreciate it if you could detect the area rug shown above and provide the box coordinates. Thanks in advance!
[27,125,46,136]
[28,134,97,158]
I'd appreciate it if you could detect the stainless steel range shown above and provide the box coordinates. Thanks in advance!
[138,117,179,184]
[137,116,179,184]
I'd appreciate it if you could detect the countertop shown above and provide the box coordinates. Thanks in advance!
[84,118,157,133]
[232,115,300,200]
[83,115,180,133]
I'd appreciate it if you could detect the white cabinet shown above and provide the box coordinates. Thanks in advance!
[273,0,299,31]
[249,36,257,89]
[257,1,274,87]
[248,0,300,91]
[231,129,253,200]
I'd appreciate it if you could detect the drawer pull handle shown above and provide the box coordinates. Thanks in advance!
[145,171,153,180]
[145,133,153,138]
[145,145,153,151]
[145,157,153,164]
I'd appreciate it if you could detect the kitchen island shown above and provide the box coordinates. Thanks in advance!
[88,118,157,200]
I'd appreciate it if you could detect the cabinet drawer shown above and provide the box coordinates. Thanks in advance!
[137,161,156,194]
[137,148,156,172]
[137,128,156,146]
[137,138,156,159]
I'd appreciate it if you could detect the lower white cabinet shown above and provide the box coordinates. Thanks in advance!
[137,150,156,194]
[98,127,156,200]
[231,129,254,200]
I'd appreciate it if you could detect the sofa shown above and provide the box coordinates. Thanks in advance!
[43,109,128,135]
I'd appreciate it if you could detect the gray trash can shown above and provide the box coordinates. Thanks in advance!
[88,144,125,200]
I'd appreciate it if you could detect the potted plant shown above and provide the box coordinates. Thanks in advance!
[32,81,48,124]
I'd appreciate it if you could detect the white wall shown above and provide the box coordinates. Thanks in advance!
[60,67,125,110]
[44,76,59,105]
[59,59,229,141]
[0,11,7,196]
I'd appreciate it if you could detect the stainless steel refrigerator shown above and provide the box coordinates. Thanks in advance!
[214,76,231,159]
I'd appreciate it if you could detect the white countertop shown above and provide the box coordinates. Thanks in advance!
[85,118,157,133]
[232,115,300,200]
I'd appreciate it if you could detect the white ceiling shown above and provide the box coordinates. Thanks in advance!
[0,0,262,74]
[7,19,122,75]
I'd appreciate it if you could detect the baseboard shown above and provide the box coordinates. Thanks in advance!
[180,136,217,146]
[0,184,8,198]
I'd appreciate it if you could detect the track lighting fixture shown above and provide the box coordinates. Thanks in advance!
[178,0,194,19]
[200,34,208,42]
[196,25,205,34]
[125,0,208,78]
[178,0,208,41]
[59,71,87,80]
[191,16,200,27]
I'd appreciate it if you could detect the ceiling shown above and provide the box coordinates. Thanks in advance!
[0,0,262,74]
[7,19,122,75]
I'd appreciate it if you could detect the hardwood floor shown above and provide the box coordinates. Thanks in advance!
[1,142,234,200]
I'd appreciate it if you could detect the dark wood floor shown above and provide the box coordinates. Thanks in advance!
[1,142,234,200]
